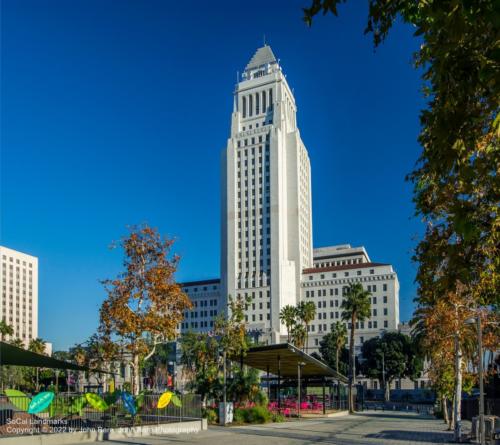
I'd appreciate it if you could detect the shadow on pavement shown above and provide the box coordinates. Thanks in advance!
[359,412,435,421]
[365,430,452,443]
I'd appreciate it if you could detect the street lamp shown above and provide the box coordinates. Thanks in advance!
[465,316,484,445]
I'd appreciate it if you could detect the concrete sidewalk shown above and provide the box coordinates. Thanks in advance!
[69,411,464,445]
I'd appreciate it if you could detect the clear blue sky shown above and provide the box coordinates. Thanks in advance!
[1,0,424,350]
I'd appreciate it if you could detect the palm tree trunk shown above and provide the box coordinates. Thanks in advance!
[348,315,356,413]
[335,348,339,374]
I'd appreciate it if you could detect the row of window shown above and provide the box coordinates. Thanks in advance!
[1,256,34,267]
[241,89,273,119]
[305,287,388,298]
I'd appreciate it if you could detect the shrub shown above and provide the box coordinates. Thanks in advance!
[245,406,271,424]
[202,407,218,424]
[254,390,269,407]
[272,412,285,423]
[233,407,246,423]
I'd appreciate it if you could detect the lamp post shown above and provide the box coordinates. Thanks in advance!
[376,348,386,401]
[465,316,484,445]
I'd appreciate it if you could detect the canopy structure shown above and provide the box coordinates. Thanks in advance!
[243,343,348,383]
[240,343,348,415]
[0,341,112,373]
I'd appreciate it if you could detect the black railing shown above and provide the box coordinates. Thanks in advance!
[0,393,201,436]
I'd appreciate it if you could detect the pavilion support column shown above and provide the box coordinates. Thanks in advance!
[337,379,341,410]
[277,355,281,411]
[322,377,326,415]
[267,365,270,401]
[297,362,301,418]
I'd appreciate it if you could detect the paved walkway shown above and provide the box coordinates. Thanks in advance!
[102,411,462,445]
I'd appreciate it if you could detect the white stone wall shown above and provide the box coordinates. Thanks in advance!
[0,245,38,347]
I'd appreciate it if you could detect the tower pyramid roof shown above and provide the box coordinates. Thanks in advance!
[245,45,277,71]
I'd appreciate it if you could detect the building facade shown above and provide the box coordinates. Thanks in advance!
[0,246,38,346]
[221,45,313,343]
[180,45,401,354]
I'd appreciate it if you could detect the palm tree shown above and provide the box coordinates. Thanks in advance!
[331,321,348,374]
[9,338,25,348]
[341,283,371,413]
[291,324,307,350]
[29,338,47,392]
[0,320,14,342]
[279,305,298,342]
[297,301,316,352]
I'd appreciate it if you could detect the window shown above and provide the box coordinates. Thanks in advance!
[383,284,387,291]
[242,96,247,118]
[384,320,388,328]
[383,296,388,303]
[370,269,374,274]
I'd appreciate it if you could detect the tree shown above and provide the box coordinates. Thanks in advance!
[0,320,14,341]
[28,338,47,392]
[215,294,252,360]
[291,323,307,350]
[303,2,499,437]
[361,332,423,402]
[297,301,316,352]
[99,224,193,394]
[179,331,221,405]
[341,283,371,413]
[319,321,348,374]
[280,305,298,343]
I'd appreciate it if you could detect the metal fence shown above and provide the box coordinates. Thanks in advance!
[462,398,500,421]
[0,393,201,436]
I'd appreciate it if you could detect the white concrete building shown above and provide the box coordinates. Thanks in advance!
[0,246,38,346]
[302,245,399,353]
[180,45,401,355]
[221,45,313,344]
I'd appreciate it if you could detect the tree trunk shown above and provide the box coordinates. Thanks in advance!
[335,348,339,374]
[348,315,356,413]
[442,396,450,425]
[453,336,463,442]
[132,354,141,395]
[384,381,390,402]
[449,394,455,430]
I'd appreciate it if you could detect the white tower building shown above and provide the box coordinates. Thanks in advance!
[221,45,313,342]
[0,246,38,346]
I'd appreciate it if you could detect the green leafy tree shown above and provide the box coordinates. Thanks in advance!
[180,332,221,405]
[319,321,348,374]
[297,301,316,352]
[361,332,423,401]
[279,305,298,343]
[341,283,371,413]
